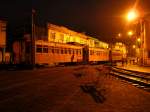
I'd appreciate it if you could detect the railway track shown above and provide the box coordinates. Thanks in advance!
[109,66,150,91]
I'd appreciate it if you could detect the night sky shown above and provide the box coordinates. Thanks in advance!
[0,0,150,43]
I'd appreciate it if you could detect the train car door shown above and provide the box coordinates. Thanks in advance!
[82,45,89,64]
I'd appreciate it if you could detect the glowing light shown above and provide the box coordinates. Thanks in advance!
[127,31,133,36]
[118,33,122,37]
[127,10,138,21]
[133,45,136,49]
[137,38,141,42]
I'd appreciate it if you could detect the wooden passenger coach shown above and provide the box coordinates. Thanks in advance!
[35,40,83,65]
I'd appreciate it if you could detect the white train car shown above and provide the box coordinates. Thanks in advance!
[35,40,83,65]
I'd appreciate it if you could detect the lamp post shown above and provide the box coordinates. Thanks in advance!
[126,10,143,65]
[31,9,36,66]
[127,31,133,36]
[126,9,150,65]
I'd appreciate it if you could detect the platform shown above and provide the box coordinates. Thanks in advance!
[116,63,150,73]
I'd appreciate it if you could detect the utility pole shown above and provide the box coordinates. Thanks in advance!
[31,9,36,66]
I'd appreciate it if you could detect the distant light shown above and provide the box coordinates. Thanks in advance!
[118,33,122,37]
[137,38,141,42]
[127,10,138,21]
[132,45,136,49]
[127,31,133,36]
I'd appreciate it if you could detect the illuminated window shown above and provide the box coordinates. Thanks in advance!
[51,32,55,40]
[59,34,64,43]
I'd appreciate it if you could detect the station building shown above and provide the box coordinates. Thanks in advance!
[47,23,108,48]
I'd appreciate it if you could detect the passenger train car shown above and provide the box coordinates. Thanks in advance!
[34,40,123,65]
[35,40,83,65]
[13,39,125,65]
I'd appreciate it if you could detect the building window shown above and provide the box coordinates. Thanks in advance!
[59,34,64,43]
[51,32,56,40]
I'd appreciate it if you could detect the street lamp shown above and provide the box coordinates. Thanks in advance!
[127,10,138,22]
[126,9,150,65]
[127,31,133,36]
[118,33,122,37]
[137,38,141,42]
[133,45,136,49]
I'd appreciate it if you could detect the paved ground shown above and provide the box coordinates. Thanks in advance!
[0,65,150,112]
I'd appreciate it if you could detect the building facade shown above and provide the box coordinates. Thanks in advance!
[0,20,6,63]
[47,23,108,49]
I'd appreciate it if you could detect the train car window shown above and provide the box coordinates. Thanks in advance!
[43,47,48,53]
[64,48,67,54]
[90,50,92,55]
[95,51,97,55]
[43,45,48,48]
[72,49,74,54]
[90,50,94,55]
[55,48,59,54]
[48,47,51,53]
[93,51,95,55]
[97,51,99,55]
[36,45,42,53]
[68,49,71,54]
[76,49,78,55]
[36,48,42,53]
[99,51,102,56]
[96,51,99,55]
[61,49,64,54]
[79,50,81,55]
[98,51,100,55]
[52,48,54,53]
